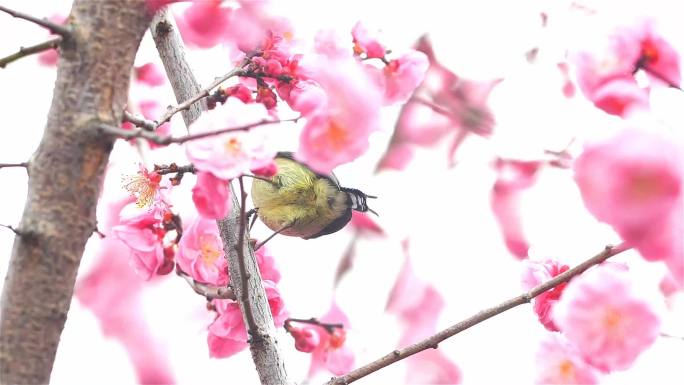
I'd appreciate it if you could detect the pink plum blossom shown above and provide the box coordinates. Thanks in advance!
[254,245,281,284]
[571,18,680,116]
[289,326,320,353]
[175,0,232,49]
[36,14,66,67]
[111,207,167,280]
[553,264,662,372]
[351,22,386,59]
[377,50,429,105]
[308,303,355,376]
[134,63,165,87]
[574,129,683,237]
[536,333,600,384]
[406,349,462,385]
[192,171,231,219]
[296,50,383,173]
[122,164,163,209]
[522,259,571,331]
[186,99,275,180]
[177,217,228,285]
[491,159,542,259]
[76,197,175,384]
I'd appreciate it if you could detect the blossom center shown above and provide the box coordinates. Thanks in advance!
[602,308,624,334]
[558,359,576,380]
[627,170,670,201]
[224,137,242,155]
[327,119,348,147]
[199,234,222,265]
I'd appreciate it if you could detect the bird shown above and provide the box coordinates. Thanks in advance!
[250,152,376,245]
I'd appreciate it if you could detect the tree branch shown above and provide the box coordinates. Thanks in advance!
[0,1,152,383]
[0,36,62,69]
[150,10,289,384]
[0,5,71,37]
[123,110,156,131]
[0,162,28,169]
[325,242,630,385]
[0,224,23,236]
[99,116,296,145]
[176,268,236,300]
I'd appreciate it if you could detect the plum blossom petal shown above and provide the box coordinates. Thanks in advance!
[536,333,600,384]
[308,303,355,377]
[522,259,570,331]
[111,209,166,280]
[134,63,166,87]
[175,0,232,49]
[177,217,228,285]
[351,21,386,59]
[381,50,429,105]
[192,171,231,220]
[552,264,663,372]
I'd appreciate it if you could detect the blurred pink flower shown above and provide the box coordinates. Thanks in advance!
[491,159,542,259]
[574,129,682,236]
[186,99,275,180]
[522,259,571,331]
[296,50,383,173]
[309,303,355,376]
[36,14,66,67]
[572,18,680,116]
[406,349,462,385]
[192,171,231,219]
[111,208,166,280]
[350,211,383,235]
[224,2,292,53]
[177,217,228,285]
[134,63,166,87]
[351,22,386,59]
[553,264,662,372]
[77,196,175,384]
[290,326,320,353]
[536,333,600,384]
[175,0,232,48]
[254,245,281,284]
[380,50,429,105]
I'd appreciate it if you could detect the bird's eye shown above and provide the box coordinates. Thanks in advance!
[327,196,335,208]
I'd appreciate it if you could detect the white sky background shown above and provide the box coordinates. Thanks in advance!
[1,0,683,384]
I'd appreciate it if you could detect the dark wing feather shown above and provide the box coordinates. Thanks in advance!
[276,152,341,190]
[305,208,352,239]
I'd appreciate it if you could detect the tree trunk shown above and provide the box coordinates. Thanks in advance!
[0,1,151,383]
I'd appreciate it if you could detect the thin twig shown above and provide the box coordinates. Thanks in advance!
[123,110,157,131]
[0,224,22,236]
[0,36,61,69]
[155,67,247,128]
[0,162,28,169]
[176,267,236,300]
[325,243,630,385]
[0,6,71,36]
[99,116,298,145]
[237,177,258,332]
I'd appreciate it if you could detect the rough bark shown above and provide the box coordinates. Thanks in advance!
[0,1,151,383]
[150,11,290,385]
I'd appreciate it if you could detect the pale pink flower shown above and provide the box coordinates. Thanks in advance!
[223,2,292,53]
[406,349,462,385]
[111,208,166,280]
[351,22,386,59]
[255,245,281,284]
[536,333,600,384]
[309,303,355,376]
[177,217,228,285]
[277,80,327,116]
[571,18,680,116]
[522,259,571,331]
[186,99,275,180]
[122,164,162,208]
[491,159,542,259]
[380,50,429,105]
[192,171,230,219]
[134,63,165,87]
[574,129,683,235]
[296,53,383,173]
[553,264,662,372]
[175,0,232,49]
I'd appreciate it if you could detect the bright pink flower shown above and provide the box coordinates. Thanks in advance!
[76,197,175,384]
[536,333,600,384]
[309,303,355,376]
[290,326,320,353]
[223,84,253,104]
[571,18,680,116]
[522,259,571,331]
[553,264,662,372]
[296,54,383,173]
[134,63,166,87]
[277,80,327,116]
[380,50,429,105]
[145,0,181,13]
[491,159,542,259]
[192,171,231,220]
[350,211,383,235]
[574,130,683,236]
[223,2,292,53]
[406,349,462,385]
[177,217,228,285]
[264,281,288,326]
[175,0,232,49]
[351,22,386,59]
[186,99,275,180]
[111,208,166,280]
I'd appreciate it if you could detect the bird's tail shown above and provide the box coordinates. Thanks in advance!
[341,187,378,216]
